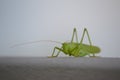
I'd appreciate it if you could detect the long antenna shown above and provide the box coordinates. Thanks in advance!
[11,40,62,48]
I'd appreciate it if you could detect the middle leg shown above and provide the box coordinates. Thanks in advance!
[71,28,79,43]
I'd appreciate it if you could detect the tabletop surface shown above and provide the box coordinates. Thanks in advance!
[0,57,120,80]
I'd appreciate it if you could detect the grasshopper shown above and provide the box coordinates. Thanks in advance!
[11,28,100,57]
[49,28,101,57]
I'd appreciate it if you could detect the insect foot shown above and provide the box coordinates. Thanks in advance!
[89,56,101,58]
[47,56,58,58]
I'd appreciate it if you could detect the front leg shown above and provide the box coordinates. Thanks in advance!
[48,47,63,58]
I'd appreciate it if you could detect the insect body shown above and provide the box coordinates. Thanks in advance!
[11,28,100,57]
[50,28,100,57]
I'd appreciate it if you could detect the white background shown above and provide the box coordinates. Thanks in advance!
[0,0,120,57]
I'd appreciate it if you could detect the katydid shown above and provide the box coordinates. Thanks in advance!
[11,28,101,57]
[49,28,100,57]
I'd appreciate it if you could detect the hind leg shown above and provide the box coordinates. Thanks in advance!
[80,28,96,57]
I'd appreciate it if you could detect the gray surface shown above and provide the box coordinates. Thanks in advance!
[0,57,120,80]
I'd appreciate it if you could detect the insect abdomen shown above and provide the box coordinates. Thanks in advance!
[82,44,101,54]
[90,46,101,53]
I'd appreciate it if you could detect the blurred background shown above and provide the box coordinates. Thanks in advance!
[0,0,120,57]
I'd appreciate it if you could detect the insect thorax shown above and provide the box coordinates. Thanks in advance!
[62,42,80,56]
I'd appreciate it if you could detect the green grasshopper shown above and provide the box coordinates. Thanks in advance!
[49,28,100,57]
[11,28,100,57]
